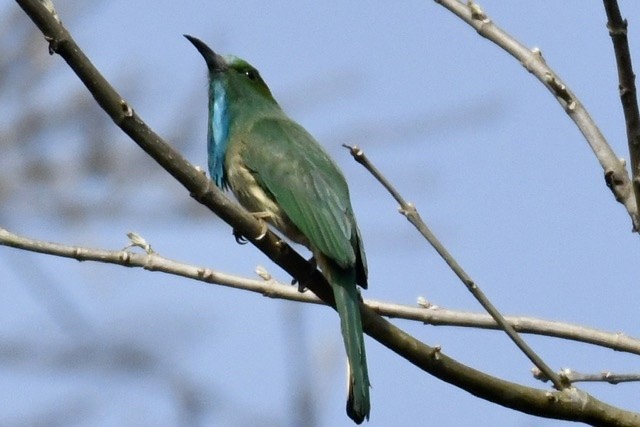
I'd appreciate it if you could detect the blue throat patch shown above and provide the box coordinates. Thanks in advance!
[208,78,229,188]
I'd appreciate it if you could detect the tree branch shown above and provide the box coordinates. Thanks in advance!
[344,144,563,389]
[603,0,640,222]
[3,226,640,356]
[535,367,640,386]
[13,0,640,424]
[434,0,640,231]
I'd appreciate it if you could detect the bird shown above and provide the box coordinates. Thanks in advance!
[185,35,371,424]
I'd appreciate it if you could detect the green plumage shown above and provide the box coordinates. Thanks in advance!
[186,35,370,423]
[238,116,370,423]
[241,117,367,276]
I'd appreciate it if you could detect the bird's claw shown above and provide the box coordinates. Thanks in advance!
[233,211,270,244]
[290,277,307,293]
[254,220,268,241]
[290,256,317,292]
[307,256,317,270]
[250,211,271,241]
[233,229,249,245]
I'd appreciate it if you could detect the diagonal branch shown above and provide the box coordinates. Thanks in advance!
[13,0,640,424]
[603,0,640,221]
[344,144,563,389]
[435,0,640,231]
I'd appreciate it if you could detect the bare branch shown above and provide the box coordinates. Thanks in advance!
[603,0,640,223]
[344,144,563,389]
[387,301,640,357]
[434,0,639,231]
[534,367,640,386]
[0,226,323,303]
[3,226,640,356]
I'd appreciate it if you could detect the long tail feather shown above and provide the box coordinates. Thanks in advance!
[325,264,370,424]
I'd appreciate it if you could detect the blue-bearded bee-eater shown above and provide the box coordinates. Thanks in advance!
[185,35,370,423]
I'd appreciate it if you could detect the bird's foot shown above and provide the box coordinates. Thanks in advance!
[307,256,317,270]
[232,211,271,244]
[290,256,317,292]
[290,277,307,292]
[250,211,271,241]
[233,229,248,245]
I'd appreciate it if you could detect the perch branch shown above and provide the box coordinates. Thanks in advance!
[2,226,640,355]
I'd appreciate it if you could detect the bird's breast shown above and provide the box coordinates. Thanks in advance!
[226,148,277,214]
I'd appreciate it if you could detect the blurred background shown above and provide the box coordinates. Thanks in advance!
[2,1,639,426]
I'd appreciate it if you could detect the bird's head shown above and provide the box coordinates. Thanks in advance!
[184,35,275,104]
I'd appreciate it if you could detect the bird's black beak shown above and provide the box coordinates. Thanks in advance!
[184,34,227,72]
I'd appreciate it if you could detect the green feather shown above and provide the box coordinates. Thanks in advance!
[240,115,370,423]
[323,260,371,424]
[243,119,355,264]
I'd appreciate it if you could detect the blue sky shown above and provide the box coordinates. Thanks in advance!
[2,1,640,426]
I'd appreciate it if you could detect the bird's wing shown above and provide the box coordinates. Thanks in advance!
[242,116,357,269]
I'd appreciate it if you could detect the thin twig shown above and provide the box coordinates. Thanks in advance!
[344,144,564,390]
[534,367,640,385]
[3,226,640,355]
[0,226,324,303]
[603,0,640,222]
[434,0,639,231]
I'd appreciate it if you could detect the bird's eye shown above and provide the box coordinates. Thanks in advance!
[244,70,258,81]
